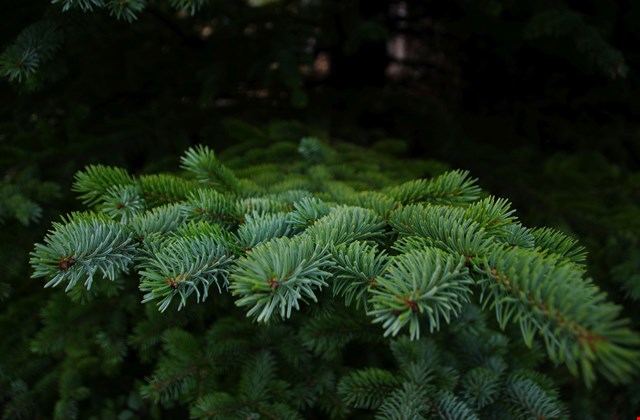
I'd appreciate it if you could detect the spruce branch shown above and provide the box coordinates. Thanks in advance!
[238,197,291,216]
[180,145,241,192]
[0,20,63,84]
[505,371,567,420]
[128,203,186,239]
[460,367,501,409]
[331,241,389,308]
[98,184,145,223]
[105,0,146,22]
[337,368,401,410]
[138,222,234,312]
[385,170,481,205]
[230,235,333,322]
[52,0,106,12]
[169,0,209,15]
[356,191,397,219]
[137,174,196,205]
[237,212,293,250]
[390,204,495,259]
[306,206,387,248]
[72,165,135,207]
[30,212,136,291]
[287,197,332,230]
[479,247,640,386]
[182,188,242,227]
[368,248,473,339]
[530,226,587,264]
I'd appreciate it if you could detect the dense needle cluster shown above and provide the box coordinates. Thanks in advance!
[28,139,639,418]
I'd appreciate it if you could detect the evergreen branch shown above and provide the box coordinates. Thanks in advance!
[306,206,387,248]
[30,212,136,291]
[530,227,587,264]
[182,188,242,227]
[128,203,186,239]
[138,174,197,205]
[432,390,479,420]
[138,223,234,312]
[498,223,536,249]
[52,0,106,12]
[479,247,640,386]
[0,20,63,84]
[356,191,398,219]
[238,197,292,215]
[230,235,333,322]
[389,204,495,258]
[389,336,441,373]
[463,196,517,233]
[142,328,205,403]
[97,184,145,223]
[180,145,241,192]
[287,197,332,230]
[190,392,237,419]
[338,368,402,409]
[237,212,293,250]
[331,241,389,308]
[385,170,481,205]
[238,351,279,402]
[169,0,209,15]
[105,0,146,22]
[300,307,382,358]
[72,165,135,207]
[0,184,43,225]
[368,248,473,339]
[375,382,431,419]
[505,371,567,420]
[460,367,501,409]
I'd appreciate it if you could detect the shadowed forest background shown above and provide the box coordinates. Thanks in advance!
[1,0,639,418]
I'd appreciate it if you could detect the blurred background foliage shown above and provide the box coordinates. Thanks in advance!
[1,0,639,418]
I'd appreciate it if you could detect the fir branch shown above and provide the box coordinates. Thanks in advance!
[0,20,63,84]
[97,184,145,223]
[375,382,432,419]
[479,247,640,386]
[30,212,136,291]
[306,206,387,248]
[72,165,135,207]
[287,196,332,230]
[338,368,401,410]
[368,248,473,339]
[331,241,389,308]
[389,204,495,258]
[236,211,293,250]
[128,203,186,239]
[138,223,234,312]
[137,174,197,205]
[105,0,146,22]
[505,370,567,420]
[530,226,587,264]
[230,235,333,322]
[52,0,106,12]
[182,188,242,227]
[385,170,481,205]
[169,0,209,15]
[460,367,501,409]
[180,145,241,192]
